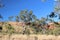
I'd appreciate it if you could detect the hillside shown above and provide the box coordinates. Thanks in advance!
[0,21,60,35]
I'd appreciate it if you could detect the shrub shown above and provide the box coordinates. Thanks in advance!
[53,27,60,36]
[23,28,30,35]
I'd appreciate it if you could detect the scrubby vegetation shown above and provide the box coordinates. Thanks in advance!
[0,0,60,36]
[0,9,60,36]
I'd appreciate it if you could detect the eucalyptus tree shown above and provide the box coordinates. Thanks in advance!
[54,0,60,19]
[15,16,19,22]
[19,10,37,23]
[39,17,48,34]
[47,0,60,24]
[19,10,37,34]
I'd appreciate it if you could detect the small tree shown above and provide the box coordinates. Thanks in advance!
[15,16,19,22]
[19,10,37,22]
[0,14,3,21]
[53,27,60,36]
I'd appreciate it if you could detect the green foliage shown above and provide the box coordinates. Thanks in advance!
[15,16,19,22]
[46,29,53,35]
[53,27,60,35]
[20,10,37,22]
[4,23,15,34]
[1,9,60,35]
[7,25,15,34]
[49,12,56,18]
[23,28,30,35]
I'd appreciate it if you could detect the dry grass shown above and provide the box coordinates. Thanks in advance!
[0,34,60,40]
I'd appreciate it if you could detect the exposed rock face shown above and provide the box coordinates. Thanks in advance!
[8,22,25,27]
[48,22,56,29]
[0,22,58,30]
[0,22,26,33]
[8,22,26,33]
[0,21,60,33]
[44,22,56,30]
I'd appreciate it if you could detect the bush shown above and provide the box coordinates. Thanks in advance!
[53,27,60,36]
[23,28,30,35]
[5,24,15,34]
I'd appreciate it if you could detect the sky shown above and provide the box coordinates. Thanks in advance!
[0,0,55,21]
